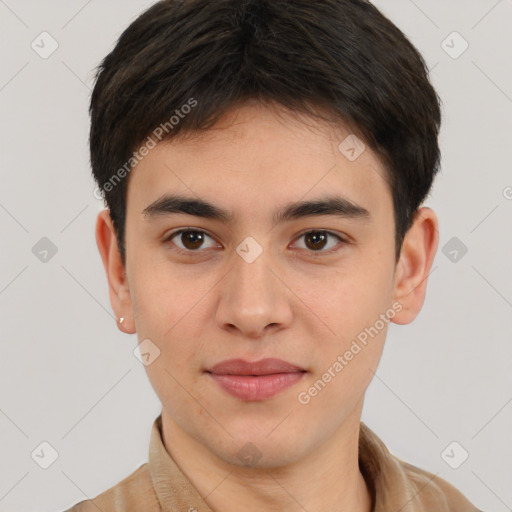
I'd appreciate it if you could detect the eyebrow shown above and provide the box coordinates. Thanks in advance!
[142,193,371,224]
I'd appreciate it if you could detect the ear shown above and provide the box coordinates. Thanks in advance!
[391,207,439,325]
[95,209,136,334]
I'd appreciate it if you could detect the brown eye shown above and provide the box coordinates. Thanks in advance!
[294,230,345,254]
[165,229,219,253]
[304,231,329,251]
[181,231,206,250]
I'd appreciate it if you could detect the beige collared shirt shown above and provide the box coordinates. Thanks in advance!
[63,414,482,512]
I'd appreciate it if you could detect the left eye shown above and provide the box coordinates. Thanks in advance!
[293,230,345,253]
[164,229,345,254]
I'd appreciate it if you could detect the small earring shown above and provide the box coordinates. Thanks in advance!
[119,317,125,324]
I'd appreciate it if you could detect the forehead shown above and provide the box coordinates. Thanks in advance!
[126,102,392,223]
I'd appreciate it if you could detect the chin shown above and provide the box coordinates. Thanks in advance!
[214,433,305,469]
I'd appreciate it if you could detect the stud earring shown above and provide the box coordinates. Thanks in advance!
[119,317,125,324]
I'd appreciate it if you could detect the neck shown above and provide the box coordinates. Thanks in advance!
[160,401,374,512]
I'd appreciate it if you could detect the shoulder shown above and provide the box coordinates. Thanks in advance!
[61,462,161,512]
[396,457,482,512]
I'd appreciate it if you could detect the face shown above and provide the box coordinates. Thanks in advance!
[97,100,438,468]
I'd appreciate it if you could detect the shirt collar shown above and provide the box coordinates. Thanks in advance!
[149,414,214,512]
[148,413,462,512]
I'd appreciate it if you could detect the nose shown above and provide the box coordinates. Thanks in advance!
[215,242,293,339]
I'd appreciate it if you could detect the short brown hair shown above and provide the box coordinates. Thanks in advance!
[89,0,441,265]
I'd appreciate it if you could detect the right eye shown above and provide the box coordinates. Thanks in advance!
[163,228,221,254]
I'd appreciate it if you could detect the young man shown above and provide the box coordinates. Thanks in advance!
[65,0,482,510]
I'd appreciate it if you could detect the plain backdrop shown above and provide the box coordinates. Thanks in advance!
[0,1,511,511]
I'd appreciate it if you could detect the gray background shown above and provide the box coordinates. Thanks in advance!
[0,0,511,511]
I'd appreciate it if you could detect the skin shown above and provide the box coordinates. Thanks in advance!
[96,100,438,512]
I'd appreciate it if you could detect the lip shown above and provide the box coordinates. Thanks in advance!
[208,358,305,375]
[206,358,306,401]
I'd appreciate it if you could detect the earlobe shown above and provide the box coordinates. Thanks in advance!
[95,209,136,334]
[391,207,439,325]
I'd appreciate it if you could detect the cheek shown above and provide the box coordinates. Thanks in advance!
[293,254,393,399]
[297,260,393,338]
[293,325,387,448]
[129,258,214,337]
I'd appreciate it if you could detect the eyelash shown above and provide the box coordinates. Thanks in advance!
[163,228,348,257]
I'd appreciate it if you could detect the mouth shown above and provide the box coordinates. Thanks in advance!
[205,358,307,401]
